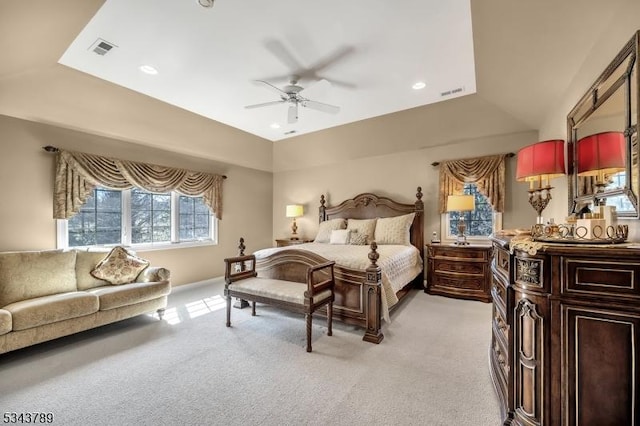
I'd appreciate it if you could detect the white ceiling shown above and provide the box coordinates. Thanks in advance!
[58,0,476,141]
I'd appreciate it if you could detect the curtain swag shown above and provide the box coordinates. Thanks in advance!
[438,154,507,214]
[54,150,224,220]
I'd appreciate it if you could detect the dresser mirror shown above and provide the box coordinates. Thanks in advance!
[567,31,639,218]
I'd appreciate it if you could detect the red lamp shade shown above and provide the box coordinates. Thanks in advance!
[576,131,626,176]
[516,139,566,182]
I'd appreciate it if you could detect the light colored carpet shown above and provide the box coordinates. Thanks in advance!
[0,279,501,426]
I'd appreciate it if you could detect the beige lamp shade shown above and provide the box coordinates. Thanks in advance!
[446,195,475,212]
[286,204,304,218]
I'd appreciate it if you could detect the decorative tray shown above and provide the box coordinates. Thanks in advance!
[530,223,629,244]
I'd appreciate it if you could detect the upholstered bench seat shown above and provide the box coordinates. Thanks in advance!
[4,292,99,331]
[230,278,332,305]
[88,280,171,311]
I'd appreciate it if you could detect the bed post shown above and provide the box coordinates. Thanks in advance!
[363,242,384,344]
[413,187,425,289]
[233,237,250,309]
[319,194,327,223]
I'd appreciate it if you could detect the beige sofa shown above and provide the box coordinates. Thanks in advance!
[0,248,171,355]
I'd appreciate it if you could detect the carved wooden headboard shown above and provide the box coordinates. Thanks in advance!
[318,187,424,260]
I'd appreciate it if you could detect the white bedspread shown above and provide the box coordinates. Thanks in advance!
[252,243,423,322]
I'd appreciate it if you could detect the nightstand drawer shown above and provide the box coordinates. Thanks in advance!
[434,259,486,275]
[275,239,313,247]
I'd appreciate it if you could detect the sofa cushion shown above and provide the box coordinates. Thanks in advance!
[0,250,78,308]
[4,292,99,331]
[75,250,111,290]
[91,246,150,285]
[0,309,11,335]
[88,281,171,311]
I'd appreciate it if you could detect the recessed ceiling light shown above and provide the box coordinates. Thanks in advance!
[198,0,214,8]
[139,65,158,75]
[270,123,281,129]
[412,81,426,90]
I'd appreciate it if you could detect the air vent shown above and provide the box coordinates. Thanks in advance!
[440,86,465,97]
[89,39,117,56]
[284,130,297,135]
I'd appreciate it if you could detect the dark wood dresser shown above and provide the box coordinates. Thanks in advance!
[426,243,492,302]
[490,235,640,425]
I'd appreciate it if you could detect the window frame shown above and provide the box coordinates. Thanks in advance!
[57,188,218,251]
[439,183,502,244]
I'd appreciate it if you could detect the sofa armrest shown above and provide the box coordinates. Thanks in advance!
[137,267,171,283]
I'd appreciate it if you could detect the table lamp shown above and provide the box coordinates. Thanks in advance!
[285,204,304,240]
[516,139,565,224]
[447,195,475,245]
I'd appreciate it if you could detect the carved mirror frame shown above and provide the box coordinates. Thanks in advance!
[567,30,640,218]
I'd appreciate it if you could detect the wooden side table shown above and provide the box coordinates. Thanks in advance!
[425,243,492,302]
[275,238,313,247]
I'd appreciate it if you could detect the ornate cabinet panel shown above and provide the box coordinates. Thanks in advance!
[490,236,640,426]
[426,244,492,302]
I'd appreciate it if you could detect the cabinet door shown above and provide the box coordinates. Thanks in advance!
[513,295,547,426]
[562,303,640,425]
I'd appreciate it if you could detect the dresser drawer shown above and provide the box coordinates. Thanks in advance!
[432,273,485,290]
[493,246,510,280]
[492,276,507,313]
[493,303,509,347]
[562,257,640,301]
[432,245,491,261]
[434,259,486,275]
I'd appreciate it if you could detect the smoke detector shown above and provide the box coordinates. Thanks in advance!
[198,0,214,7]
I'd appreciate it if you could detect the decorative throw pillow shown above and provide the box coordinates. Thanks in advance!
[329,229,351,244]
[348,230,369,245]
[374,213,416,245]
[90,246,150,285]
[346,218,376,244]
[314,218,347,243]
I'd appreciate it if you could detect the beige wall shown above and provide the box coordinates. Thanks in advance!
[273,129,539,243]
[538,0,640,242]
[0,115,273,285]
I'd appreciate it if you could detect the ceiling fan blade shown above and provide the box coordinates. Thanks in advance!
[254,80,287,96]
[264,39,304,74]
[245,100,285,109]
[303,100,340,114]
[298,79,331,99]
[307,46,355,74]
[288,103,298,124]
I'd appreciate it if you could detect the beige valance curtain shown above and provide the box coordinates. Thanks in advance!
[54,150,224,220]
[438,154,507,213]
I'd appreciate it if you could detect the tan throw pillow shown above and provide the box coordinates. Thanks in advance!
[314,218,347,243]
[349,230,368,245]
[346,218,376,244]
[91,246,150,285]
[374,213,415,245]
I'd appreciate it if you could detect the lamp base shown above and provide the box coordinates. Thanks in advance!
[454,236,469,246]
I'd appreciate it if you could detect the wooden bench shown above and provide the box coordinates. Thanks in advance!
[223,254,335,352]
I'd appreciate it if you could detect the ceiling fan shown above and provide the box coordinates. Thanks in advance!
[244,76,340,124]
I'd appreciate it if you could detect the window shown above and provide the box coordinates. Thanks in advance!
[443,183,501,241]
[59,187,217,249]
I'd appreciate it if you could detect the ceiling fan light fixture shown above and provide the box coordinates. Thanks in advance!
[197,0,214,8]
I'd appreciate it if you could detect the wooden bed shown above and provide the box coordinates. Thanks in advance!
[236,187,424,343]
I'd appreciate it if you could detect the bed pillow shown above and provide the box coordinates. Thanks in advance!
[314,218,347,243]
[90,246,150,285]
[348,230,369,245]
[329,229,351,244]
[346,218,376,244]
[373,213,415,245]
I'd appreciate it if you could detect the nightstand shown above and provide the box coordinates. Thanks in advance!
[275,238,313,247]
[425,243,493,302]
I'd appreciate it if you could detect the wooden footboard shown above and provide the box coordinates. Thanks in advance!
[246,240,405,343]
